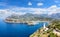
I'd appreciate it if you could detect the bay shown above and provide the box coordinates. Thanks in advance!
[0,19,48,37]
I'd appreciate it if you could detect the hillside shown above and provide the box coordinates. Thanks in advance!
[30,20,60,37]
[6,13,53,21]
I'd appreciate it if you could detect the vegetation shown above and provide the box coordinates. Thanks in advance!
[30,20,60,37]
[48,20,60,30]
[48,33,57,37]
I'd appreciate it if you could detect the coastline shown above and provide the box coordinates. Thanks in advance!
[4,18,49,25]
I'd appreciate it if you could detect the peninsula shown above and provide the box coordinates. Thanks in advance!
[30,20,60,37]
[4,13,51,25]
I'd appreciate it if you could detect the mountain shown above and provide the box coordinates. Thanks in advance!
[50,13,60,19]
[1,12,60,20]
[6,13,53,21]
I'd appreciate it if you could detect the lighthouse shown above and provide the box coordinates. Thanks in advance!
[43,23,48,31]
[43,23,46,29]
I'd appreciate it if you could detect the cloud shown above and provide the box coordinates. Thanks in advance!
[10,5,60,15]
[37,3,43,6]
[0,5,60,19]
[28,2,32,6]
[47,5,60,15]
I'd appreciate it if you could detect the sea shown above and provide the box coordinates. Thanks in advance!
[0,19,48,37]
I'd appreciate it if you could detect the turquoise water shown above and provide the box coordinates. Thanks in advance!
[0,19,48,37]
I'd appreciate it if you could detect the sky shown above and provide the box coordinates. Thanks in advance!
[0,0,60,18]
[0,0,60,8]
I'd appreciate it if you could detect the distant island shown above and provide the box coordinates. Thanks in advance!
[4,13,52,25]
